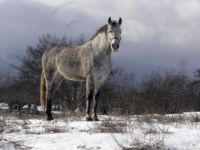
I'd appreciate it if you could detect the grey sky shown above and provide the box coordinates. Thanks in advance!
[0,0,200,77]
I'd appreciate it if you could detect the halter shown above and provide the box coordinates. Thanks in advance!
[112,37,121,43]
[108,35,121,43]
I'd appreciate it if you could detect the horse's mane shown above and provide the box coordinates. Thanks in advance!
[90,24,108,41]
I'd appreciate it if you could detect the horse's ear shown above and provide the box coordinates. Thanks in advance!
[119,17,122,25]
[108,17,112,25]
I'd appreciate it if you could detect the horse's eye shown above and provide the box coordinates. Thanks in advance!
[108,30,112,33]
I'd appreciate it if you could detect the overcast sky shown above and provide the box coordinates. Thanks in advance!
[0,0,200,77]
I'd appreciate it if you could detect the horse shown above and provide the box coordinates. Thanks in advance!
[40,17,122,121]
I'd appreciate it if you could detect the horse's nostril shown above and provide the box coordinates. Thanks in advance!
[111,44,115,49]
[112,43,119,49]
[116,43,119,49]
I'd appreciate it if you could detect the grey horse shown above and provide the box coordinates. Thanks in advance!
[40,17,122,121]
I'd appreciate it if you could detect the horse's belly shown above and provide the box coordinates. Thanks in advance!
[56,52,86,81]
[57,65,86,81]
[64,75,85,81]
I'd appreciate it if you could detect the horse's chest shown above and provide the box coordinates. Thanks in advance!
[94,57,111,74]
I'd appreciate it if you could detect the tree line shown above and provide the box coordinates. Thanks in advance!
[0,34,200,115]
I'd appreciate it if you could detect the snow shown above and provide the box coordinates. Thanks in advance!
[0,103,8,111]
[1,113,200,149]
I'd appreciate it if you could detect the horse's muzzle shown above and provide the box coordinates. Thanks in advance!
[111,38,120,52]
[111,43,119,50]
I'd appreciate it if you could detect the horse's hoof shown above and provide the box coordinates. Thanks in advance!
[92,117,99,121]
[86,116,93,121]
[46,115,54,121]
[92,114,99,121]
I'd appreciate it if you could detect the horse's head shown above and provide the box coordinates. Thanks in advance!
[107,17,122,52]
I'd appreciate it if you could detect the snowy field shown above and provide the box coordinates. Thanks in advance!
[1,112,200,150]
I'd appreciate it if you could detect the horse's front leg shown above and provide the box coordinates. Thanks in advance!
[85,75,95,121]
[92,91,100,121]
[92,78,107,121]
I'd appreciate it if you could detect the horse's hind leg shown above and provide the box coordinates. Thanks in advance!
[45,80,54,121]
[46,75,63,121]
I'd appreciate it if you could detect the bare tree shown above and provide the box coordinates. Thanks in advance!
[140,71,191,114]
[98,66,136,114]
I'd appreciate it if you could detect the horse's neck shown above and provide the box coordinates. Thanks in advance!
[89,33,111,56]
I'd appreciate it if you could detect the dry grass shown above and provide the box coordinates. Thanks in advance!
[0,112,69,135]
[160,115,186,125]
[129,136,166,150]
[95,118,127,133]
[189,114,200,122]
[113,131,166,150]
[112,115,167,150]
[0,116,6,133]
[44,123,66,133]
[1,139,32,150]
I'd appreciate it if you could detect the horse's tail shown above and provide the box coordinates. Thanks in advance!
[40,70,46,110]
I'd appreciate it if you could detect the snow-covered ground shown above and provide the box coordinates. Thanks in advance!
[1,112,200,150]
[0,103,8,111]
